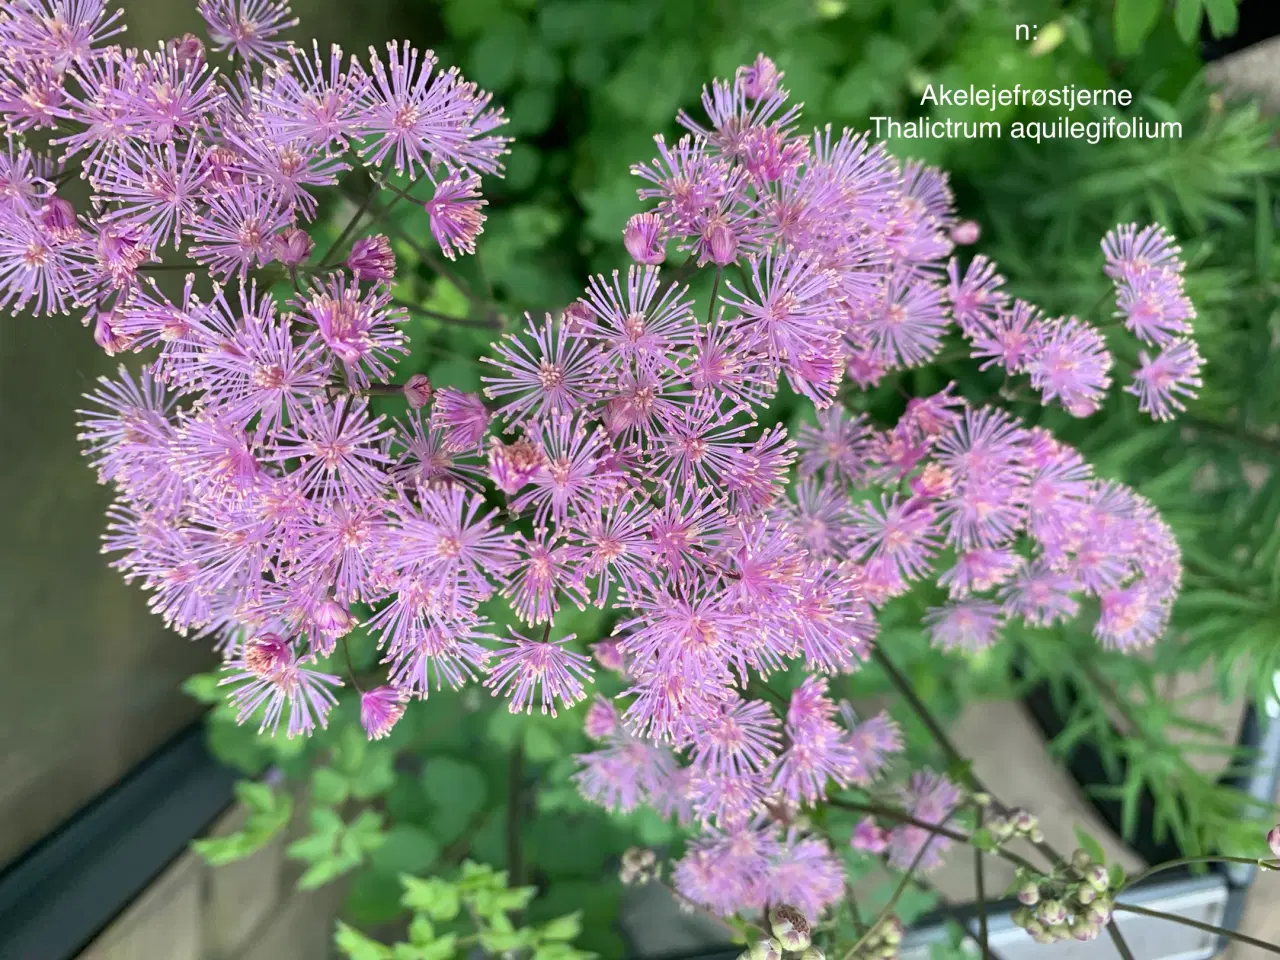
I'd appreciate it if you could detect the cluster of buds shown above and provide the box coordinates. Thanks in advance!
[851,916,904,959]
[1010,848,1113,944]
[619,848,661,886]
[974,795,1045,846]
[739,907,826,960]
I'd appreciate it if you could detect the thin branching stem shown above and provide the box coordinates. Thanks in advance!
[827,797,1041,873]
[840,802,964,960]
[870,645,1140,957]
[320,183,380,269]
[391,296,500,329]
[1125,855,1277,889]
[973,803,991,959]
[1114,902,1280,956]
[1107,918,1137,960]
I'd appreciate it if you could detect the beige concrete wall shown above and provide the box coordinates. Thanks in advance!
[76,803,346,960]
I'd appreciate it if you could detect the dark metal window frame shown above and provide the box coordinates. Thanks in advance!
[0,722,235,960]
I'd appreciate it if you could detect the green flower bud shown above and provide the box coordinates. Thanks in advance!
[769,906,811,952]
[1075,883,1097,905]
[1016,881,1040,906]
[1071,848,1093,872]
[1086,864,1110,892]
[800,948,826,960]
[748,937,783,960]
[1036,899,1066,927]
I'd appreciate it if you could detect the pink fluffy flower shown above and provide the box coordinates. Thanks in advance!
[360,40,509,180]
[425,173,487,259]
[887,770,961,871]
[198,0,298,63]
[852,817,889,854]
[1126,338,1203,421]
[360,685,408,739]
[483,629,595,716]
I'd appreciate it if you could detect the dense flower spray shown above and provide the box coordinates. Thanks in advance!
[3,1,1198,937]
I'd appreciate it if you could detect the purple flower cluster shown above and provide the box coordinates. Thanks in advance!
[0,0,508,321]
[947,220,1205,423]
[7,6,1198,926]
[1103,223,1204,420]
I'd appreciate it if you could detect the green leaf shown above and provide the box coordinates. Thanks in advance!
[408,933,458,960]
[1257,177,1273,278]
[422,757,488,844]
[1073,826,1107,865]
[1113,0,1163,57]
[369,825,441,876]
[1109,863,1128,890]
[335,920,393,960]
[969,828,997,852]
[407,914,436,946]
[351,745,397,801]
[1173,0,1204,43]
[423,277,469,320]
[191,780,293,866]
[344,869,405,927]
[1202,0,1239,36]
[182,672,222,704]
[401,875,461,921]
[540,911,583,942]
[300,854,360,890]
[312,767,350,807]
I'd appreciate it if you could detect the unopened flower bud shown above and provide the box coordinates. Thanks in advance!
[1011,906,1033,927]
[738,54,780,101]
[1070,848,1094,872]
[748,938,783,960]
[972,792,992,807]
[1085,864,1109,892]
[1016,882,1040,906]
[38,195,78,238]
[168,33,205,66]
[270,225,313,267]
[1088,899,1112,925]
[851,817,889,854]
[562,299,592,334]
[619,847,658,886]
[584,696,617,739]
[704,218,738,266]
[950,219,980,245]
[403,373,432,408]
[1011,809,1037,834]
[1075,883,1097,905]
[346,234,396,282]
[1073,920,1101,942]
[1036,900,1066,927]
[1028,827,1044,844]
[623,212,666,265]
[93,310,133,355]
[592,638,626,672]
[487,436,546,494]
[769,906,810,951]
[880,918,903,945]
[800,948,826,960]
[1268,825,1280,859]
[360,685,408,740]
[314,598,355,640]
